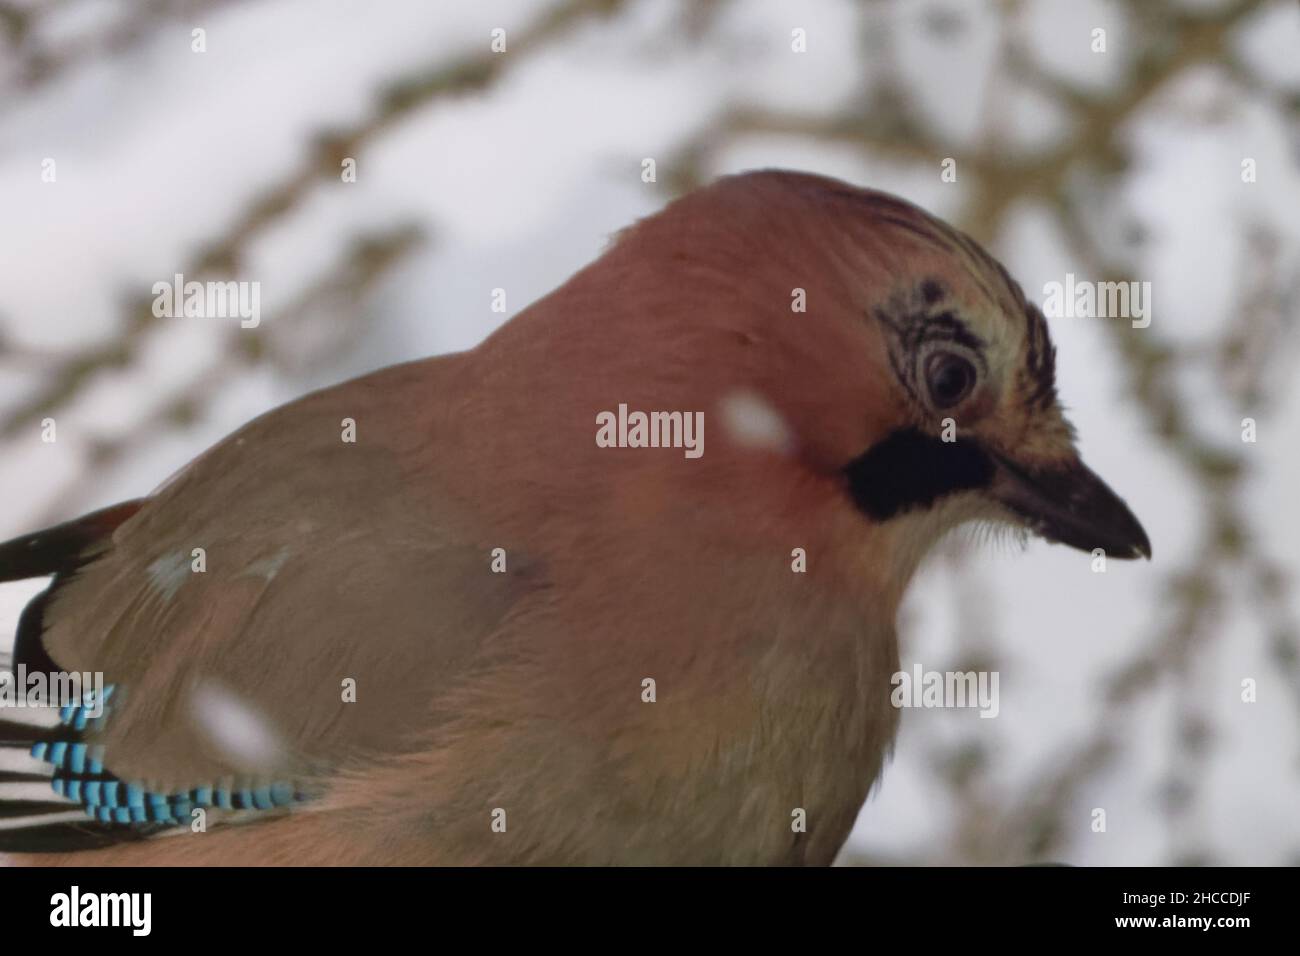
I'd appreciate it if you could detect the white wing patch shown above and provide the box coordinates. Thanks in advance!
[189,681,286,774]
[241,547,291,583]
[146,550,192,603]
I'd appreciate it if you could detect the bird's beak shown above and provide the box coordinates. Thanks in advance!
[989,453,1151,560]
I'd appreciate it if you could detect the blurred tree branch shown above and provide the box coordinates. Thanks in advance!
[0,0,250,98]
[0,0,628,465]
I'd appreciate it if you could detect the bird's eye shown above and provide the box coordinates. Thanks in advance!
[923,351,977,409]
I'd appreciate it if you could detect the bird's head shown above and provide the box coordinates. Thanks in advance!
[618,170,1151,570]
[835,191,1150,567]
[486,169,1149,591]
[839,250,1152,568]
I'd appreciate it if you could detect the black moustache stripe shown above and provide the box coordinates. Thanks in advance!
[843,427,996,521]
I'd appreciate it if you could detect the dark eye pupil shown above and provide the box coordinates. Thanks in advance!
[926,354,975,407]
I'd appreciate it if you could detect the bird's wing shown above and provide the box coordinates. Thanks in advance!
[0,356,540,852]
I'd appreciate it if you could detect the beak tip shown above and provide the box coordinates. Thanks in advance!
[1136,533,1153,561]
[992,452,1151,563]
[1116,515,1152,562]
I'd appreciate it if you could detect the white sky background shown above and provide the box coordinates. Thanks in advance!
[0,0,1297,863]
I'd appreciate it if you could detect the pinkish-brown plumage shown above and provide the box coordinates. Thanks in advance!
[0,170,1147,865]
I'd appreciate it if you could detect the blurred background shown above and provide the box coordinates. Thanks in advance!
[0,0,1297,864]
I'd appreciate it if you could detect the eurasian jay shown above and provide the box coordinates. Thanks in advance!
[0,170,1149,865]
